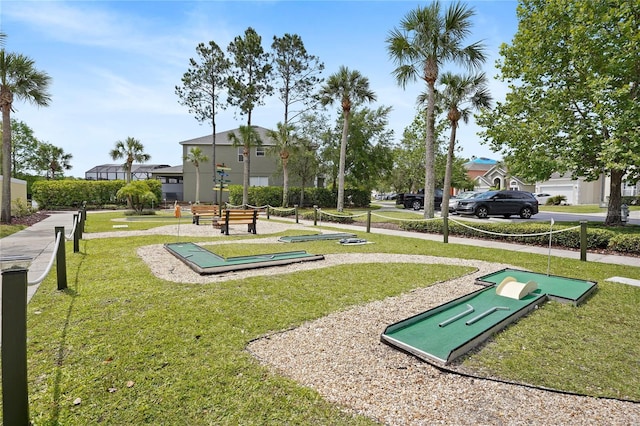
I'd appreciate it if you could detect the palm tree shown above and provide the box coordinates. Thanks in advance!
[110,137,150,208]
[439,72,492,219]
[319,66,376,212]
[227,125,262,206]
[184,147,209,204]
[266,122,296,207]
[109,137,151,183]
[387,1,486,218]
[0,46,52,223]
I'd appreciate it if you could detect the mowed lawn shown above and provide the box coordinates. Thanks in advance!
[4,212,640,424]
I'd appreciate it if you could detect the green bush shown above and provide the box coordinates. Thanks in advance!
[546,195,567,205]
[249,186,283,207]
[32,180,126,209]
[228,185,369,209]
[399,220,615,250]
[144,179,163,205]
[31,179,163,210]
[11,198,34,217]
[116,181,158,213]
[621,196,640,206]
[267,206,297,217]
[607,234,640,255]
[228,185,283,208]
[300,209,355,224]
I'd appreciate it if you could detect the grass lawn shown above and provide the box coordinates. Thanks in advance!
[540,203,640,214]
[3,212,640,424]
[0,223,25,238]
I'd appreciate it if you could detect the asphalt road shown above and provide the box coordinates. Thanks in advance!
[374,201,640,226]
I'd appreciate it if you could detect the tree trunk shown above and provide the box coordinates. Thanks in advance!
[337,112,349,212]
[1,97,12,223]
[212,117,217,205]
[282,157,289,207]
[126,161,133,209]
[195,166,201,204]
[242,114,254,207]
[423,80,436,218]
[441,122,458,220]
[243,145,250,206]
[605,169,624,226]
[300,180,306,207]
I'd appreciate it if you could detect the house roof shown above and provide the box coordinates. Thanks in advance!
[179,125,275,146]
[150,165,183,175]
[464,157,498,171]
[85,164,173,174]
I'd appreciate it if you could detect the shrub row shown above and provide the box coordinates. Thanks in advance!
[228,185,370,208]
[607,234,640,254]
[32,180,162,210]
[301,210,356,224]
[33,180,125,209]
[399,219,640,255]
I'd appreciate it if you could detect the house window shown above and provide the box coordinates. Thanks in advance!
[238,147,244,162]
[250,176,269,187]
[256,146,265,157]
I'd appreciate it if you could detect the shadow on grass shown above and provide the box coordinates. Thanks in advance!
[49,248,85,424]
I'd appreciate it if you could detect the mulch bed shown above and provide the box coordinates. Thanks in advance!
[2,211,51,226]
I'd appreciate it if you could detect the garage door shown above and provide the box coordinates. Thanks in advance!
[538,185,575,204]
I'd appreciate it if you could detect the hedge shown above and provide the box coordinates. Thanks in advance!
[607,234,640,254]
[397,219,640,254]
[228,185,370,208]
[32,180,162,210]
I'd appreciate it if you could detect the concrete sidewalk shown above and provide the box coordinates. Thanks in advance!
[1,212,77,302]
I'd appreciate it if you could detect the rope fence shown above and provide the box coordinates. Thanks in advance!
[204,203,591,261]
[449,218,581,238]
[254,204,590,261]
[2,209,84,424]
[27,230,63,287]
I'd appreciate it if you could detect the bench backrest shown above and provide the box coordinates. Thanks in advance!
[192,205,219,215]
[224,209,257,220]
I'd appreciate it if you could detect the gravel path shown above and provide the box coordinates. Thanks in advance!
[94,219,640,425]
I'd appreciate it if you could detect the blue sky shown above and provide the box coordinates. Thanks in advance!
[1,0,519,177]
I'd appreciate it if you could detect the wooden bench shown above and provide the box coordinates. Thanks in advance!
[191,204,220,225]
[219,209,258,235]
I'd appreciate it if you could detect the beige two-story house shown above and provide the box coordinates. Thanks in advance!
[179,126,282,204]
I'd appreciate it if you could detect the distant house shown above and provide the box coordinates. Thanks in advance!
[151,165,184,202]
[463,157,535,193]
[178,126,281,204]
[464,157,497,181]
[534,172,605,205]
[473,164,536,193]
[85,164,172,181]
[463,157,637,205]
[85,163,180,203]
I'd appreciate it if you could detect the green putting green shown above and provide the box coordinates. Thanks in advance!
[164,242,324,275]
[382,269,597,365]
[475,268,597,305]
[278,233,356,243]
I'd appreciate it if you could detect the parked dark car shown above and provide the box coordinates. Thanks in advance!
[396,188,443,211]
[456,190,539,219]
